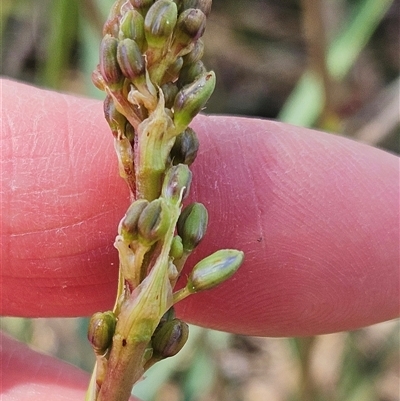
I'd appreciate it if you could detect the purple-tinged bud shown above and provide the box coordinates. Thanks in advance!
[117,38,146,81]
[144,0,178,49]
[118,9,145,51]
[99,35,123,86]
[177,202,207,252]
[138,198,171,245]
[187,249,244,293]
[87,311,116,355]
[182,0,212,16]
[173,70,215,131]
[152,318,189,358]
[162,164,192,203]
[119,199,149,242]
[169,127,199,166]
[174,8,206,48]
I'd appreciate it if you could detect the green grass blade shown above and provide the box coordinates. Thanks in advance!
[279,0,394,127]
[38,0,79,89]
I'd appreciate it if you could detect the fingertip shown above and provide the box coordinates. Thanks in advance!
[175,115,399,336]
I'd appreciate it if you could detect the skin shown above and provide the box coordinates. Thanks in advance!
[1,79,399,399]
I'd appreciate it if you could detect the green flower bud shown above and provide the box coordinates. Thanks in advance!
[162,164,192,203]
[118,9,145,51]
[152,318,189,358]
[161,82,179,108]
[170,235,184,259]
[178,60,206,87]
[87,311,116,355]
[174,8,206,48]
[99,35,123,86]
[138,198,171,244]
[170,127,199,165]
[187,249,244,293]
[177,202,208,252]
[182,0,212,16]
[144,0,178,49]
[119,199,149,242]
[117,38,146,81]
[182,39,204,65]
[173,71,216,132]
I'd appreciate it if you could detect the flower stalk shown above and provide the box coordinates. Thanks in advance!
[86,1,243,400]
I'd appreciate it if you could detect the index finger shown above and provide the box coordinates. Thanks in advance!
[1,80,398,336]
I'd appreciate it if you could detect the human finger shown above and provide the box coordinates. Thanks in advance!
[0,332,137,400]
[1,80,398,336]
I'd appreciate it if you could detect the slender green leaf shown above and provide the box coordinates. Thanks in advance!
[39,0,79,89]
[279,0,394,126]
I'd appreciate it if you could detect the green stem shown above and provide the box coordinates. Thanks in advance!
[173,287,192,304]
[97,200,181,400]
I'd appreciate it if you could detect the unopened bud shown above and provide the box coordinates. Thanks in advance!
[144,0,178,49]
[152,318,189,358]
[170,127,199,165]
[162,164,192,203]
[173,71,216,132]
[119,199,149,242]
[170,235,184,259]
[174,8,206,48]
[99,35,123,86]
[138,198,171,244]
[87,311,116,355]
[117,38,145,81]
[182,0,212,16]
[177,202,208,252]
[187,249,244,293]
[119,9,145,51]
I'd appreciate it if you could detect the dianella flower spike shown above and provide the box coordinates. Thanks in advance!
[86,1,243,400]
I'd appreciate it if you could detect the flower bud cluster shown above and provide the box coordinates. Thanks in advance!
[94,0,215,200]
[87,2,244,399]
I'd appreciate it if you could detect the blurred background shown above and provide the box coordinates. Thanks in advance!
[1,0,399,400]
